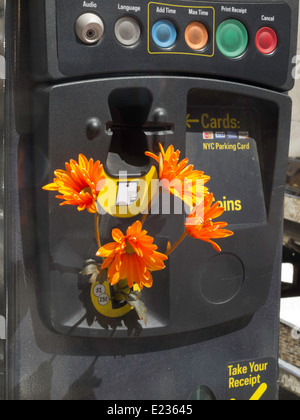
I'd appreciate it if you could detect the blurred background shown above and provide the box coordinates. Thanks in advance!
[280,4,300,400]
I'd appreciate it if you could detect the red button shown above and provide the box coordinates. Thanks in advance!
[255,27,278,55]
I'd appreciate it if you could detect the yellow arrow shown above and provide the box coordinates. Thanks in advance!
[249,383,268,400]
[230,383,268,401]
[186,114,199,129]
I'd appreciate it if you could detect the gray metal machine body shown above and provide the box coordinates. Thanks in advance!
[2,0,299,400]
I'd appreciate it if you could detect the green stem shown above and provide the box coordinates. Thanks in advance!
[166,230,188,256]
[94,212,101,250]
[140,212,149,227]
[141,187,162,227]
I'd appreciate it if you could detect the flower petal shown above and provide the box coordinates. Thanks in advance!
[43,154,105,213]
[112,228,124,243]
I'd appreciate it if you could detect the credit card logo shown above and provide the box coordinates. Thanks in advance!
[203,132,214,140]
[227,131,238,139]
[239,131,250,140]
[215,132,226,139]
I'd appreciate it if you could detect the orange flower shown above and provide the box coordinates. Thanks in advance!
[185,193,234,252]
[97,221,168,289]
[43,154,105,213]
[145,143,210,207]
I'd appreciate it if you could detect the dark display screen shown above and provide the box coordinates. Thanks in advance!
[186,106,266,226]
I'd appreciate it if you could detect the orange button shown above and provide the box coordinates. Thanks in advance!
[185,22,209,50]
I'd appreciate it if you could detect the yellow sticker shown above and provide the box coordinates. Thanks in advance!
[226,358,276,400]
[91,280,141,319]
[97,166,159,218]
[91,280,132,318]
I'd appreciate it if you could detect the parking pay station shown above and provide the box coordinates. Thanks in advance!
[2,0,299,401]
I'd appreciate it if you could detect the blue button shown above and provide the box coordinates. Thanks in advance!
[152,20,177,48]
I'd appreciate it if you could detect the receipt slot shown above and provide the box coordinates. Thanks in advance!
[3,0,298,401]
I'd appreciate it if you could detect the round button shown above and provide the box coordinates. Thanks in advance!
[185,22,209,50]
[200,254,245,304]
[217,19,248,58]
[255,27,278,55]
[115,17,141,46]
[152,20,177,48]
[75,13,105,45]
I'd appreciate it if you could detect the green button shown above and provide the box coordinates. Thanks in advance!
[217,19,248,58]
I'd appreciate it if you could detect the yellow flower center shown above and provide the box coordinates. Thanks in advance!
[81,186,92,196]
[125,241,136,255]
